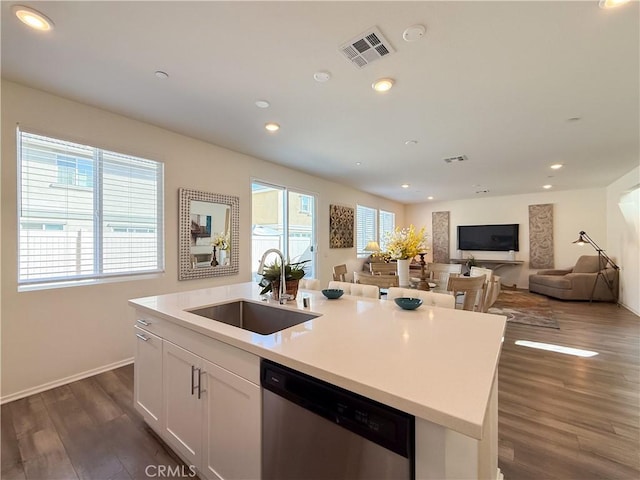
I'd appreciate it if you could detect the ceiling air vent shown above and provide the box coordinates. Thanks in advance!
[339,26,395,69]
[443,155,468,164]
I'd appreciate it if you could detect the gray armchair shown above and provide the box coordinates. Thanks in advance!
[529,255,618,301]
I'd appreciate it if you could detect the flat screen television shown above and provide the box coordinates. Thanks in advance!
[457,224,519,251]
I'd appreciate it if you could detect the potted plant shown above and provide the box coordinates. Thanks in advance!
[258,259,309,300]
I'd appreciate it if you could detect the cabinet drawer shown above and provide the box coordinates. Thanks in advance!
[133,310,259,385]
[134,312,167,334]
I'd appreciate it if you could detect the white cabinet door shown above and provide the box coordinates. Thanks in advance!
[200,360,261,480]
[134,326,163,431]
[163,341,203,468]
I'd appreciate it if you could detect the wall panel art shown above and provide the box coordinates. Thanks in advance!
[329,204,354,248]
[432,211,450,263]
[529,203,554,269]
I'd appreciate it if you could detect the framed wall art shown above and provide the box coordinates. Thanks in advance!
[329,204,354,248]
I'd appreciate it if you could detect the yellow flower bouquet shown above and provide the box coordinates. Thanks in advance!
[211,232,229,251]
[384,224,428,260]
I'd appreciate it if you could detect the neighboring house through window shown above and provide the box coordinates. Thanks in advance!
[56,155,94,188]
[251,181,317,279]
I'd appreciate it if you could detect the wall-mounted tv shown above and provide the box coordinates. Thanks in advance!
[457,224,519,251]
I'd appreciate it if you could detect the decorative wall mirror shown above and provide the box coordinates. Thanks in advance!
[179,188,239,280]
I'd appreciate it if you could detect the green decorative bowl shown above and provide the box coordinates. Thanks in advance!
[394,297,423,310]
[322,289,344,299]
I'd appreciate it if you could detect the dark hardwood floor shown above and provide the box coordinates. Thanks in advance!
[1,366,189,480]
[498,299,640,479]
[1,298,638,479]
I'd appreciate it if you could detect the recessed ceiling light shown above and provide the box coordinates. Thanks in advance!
[401,184,410,189]
[427,196,434,200]
[255,100,270,108]
[402,24,426,42]
[404,140,418,145]
[372,78,395,93]
[13,5,53,31]
[550,163,563,170]
[265,123,280,132]
[154,71,169,80]
[543,184,553,189]
[567,117,581,122]
[356,162,362,166]
[313,71,331,83]
[599,0,630,8]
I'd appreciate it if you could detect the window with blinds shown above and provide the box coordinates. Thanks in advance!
[356,205,377,257]
[379,210,396,250]
[356,205,396,257]
[18,130,164,287]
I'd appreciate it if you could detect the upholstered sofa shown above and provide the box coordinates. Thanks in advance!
[529,255,618,301]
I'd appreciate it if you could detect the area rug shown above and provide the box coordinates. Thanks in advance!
[488,289,560,329]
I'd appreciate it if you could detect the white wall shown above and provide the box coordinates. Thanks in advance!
[0,81,403,400]
[406,189,607,289]
[607,167,640,314]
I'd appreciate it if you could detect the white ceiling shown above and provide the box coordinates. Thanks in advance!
[2,1,639,203]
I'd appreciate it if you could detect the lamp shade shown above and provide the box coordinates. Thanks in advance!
[572,231,586,246]
[364,241,381,252]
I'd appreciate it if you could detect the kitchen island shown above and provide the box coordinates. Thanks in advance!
[129,282,506,480]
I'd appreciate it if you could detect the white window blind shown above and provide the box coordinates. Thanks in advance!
[356,205,377,257]
[379,210,396,250]
[18,130,164,286]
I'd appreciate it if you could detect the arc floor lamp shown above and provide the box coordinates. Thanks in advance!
[572,231,620,303]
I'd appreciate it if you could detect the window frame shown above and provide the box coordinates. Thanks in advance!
[17,129,165,289]
[356,204,396,257]
[251,180,318,279]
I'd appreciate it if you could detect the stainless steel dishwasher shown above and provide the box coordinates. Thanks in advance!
[261,359,414,480]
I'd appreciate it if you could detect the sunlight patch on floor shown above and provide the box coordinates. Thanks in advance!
[515,340,598,357]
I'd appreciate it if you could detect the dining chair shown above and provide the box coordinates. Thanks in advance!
[470,266,495,311]
[427,263,462,288]
[299,278,321,290]
[483,276,501,311]
[354,271,399,289]
[386,287,455,309]
[332,264,347,282]
[327,281,379,299]
[447,275,487,312]
[470,266,493,281]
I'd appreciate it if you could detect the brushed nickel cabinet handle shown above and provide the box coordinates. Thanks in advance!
[135,333,149,341]
[197,369,206,399]
[136,319,151,326]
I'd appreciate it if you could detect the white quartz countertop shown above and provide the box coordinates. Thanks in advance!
[129,282,506,440]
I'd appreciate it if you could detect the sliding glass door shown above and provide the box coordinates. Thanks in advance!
[251,182,316,279]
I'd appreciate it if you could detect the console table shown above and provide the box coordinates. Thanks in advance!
[449,258,524,272]
[449,259,523,289]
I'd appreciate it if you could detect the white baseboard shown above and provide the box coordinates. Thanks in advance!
[621,302,639,316]
[497,467,504,479]
[0,357,134,405]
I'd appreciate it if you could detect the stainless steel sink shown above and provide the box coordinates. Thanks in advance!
[187,300,319,335]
